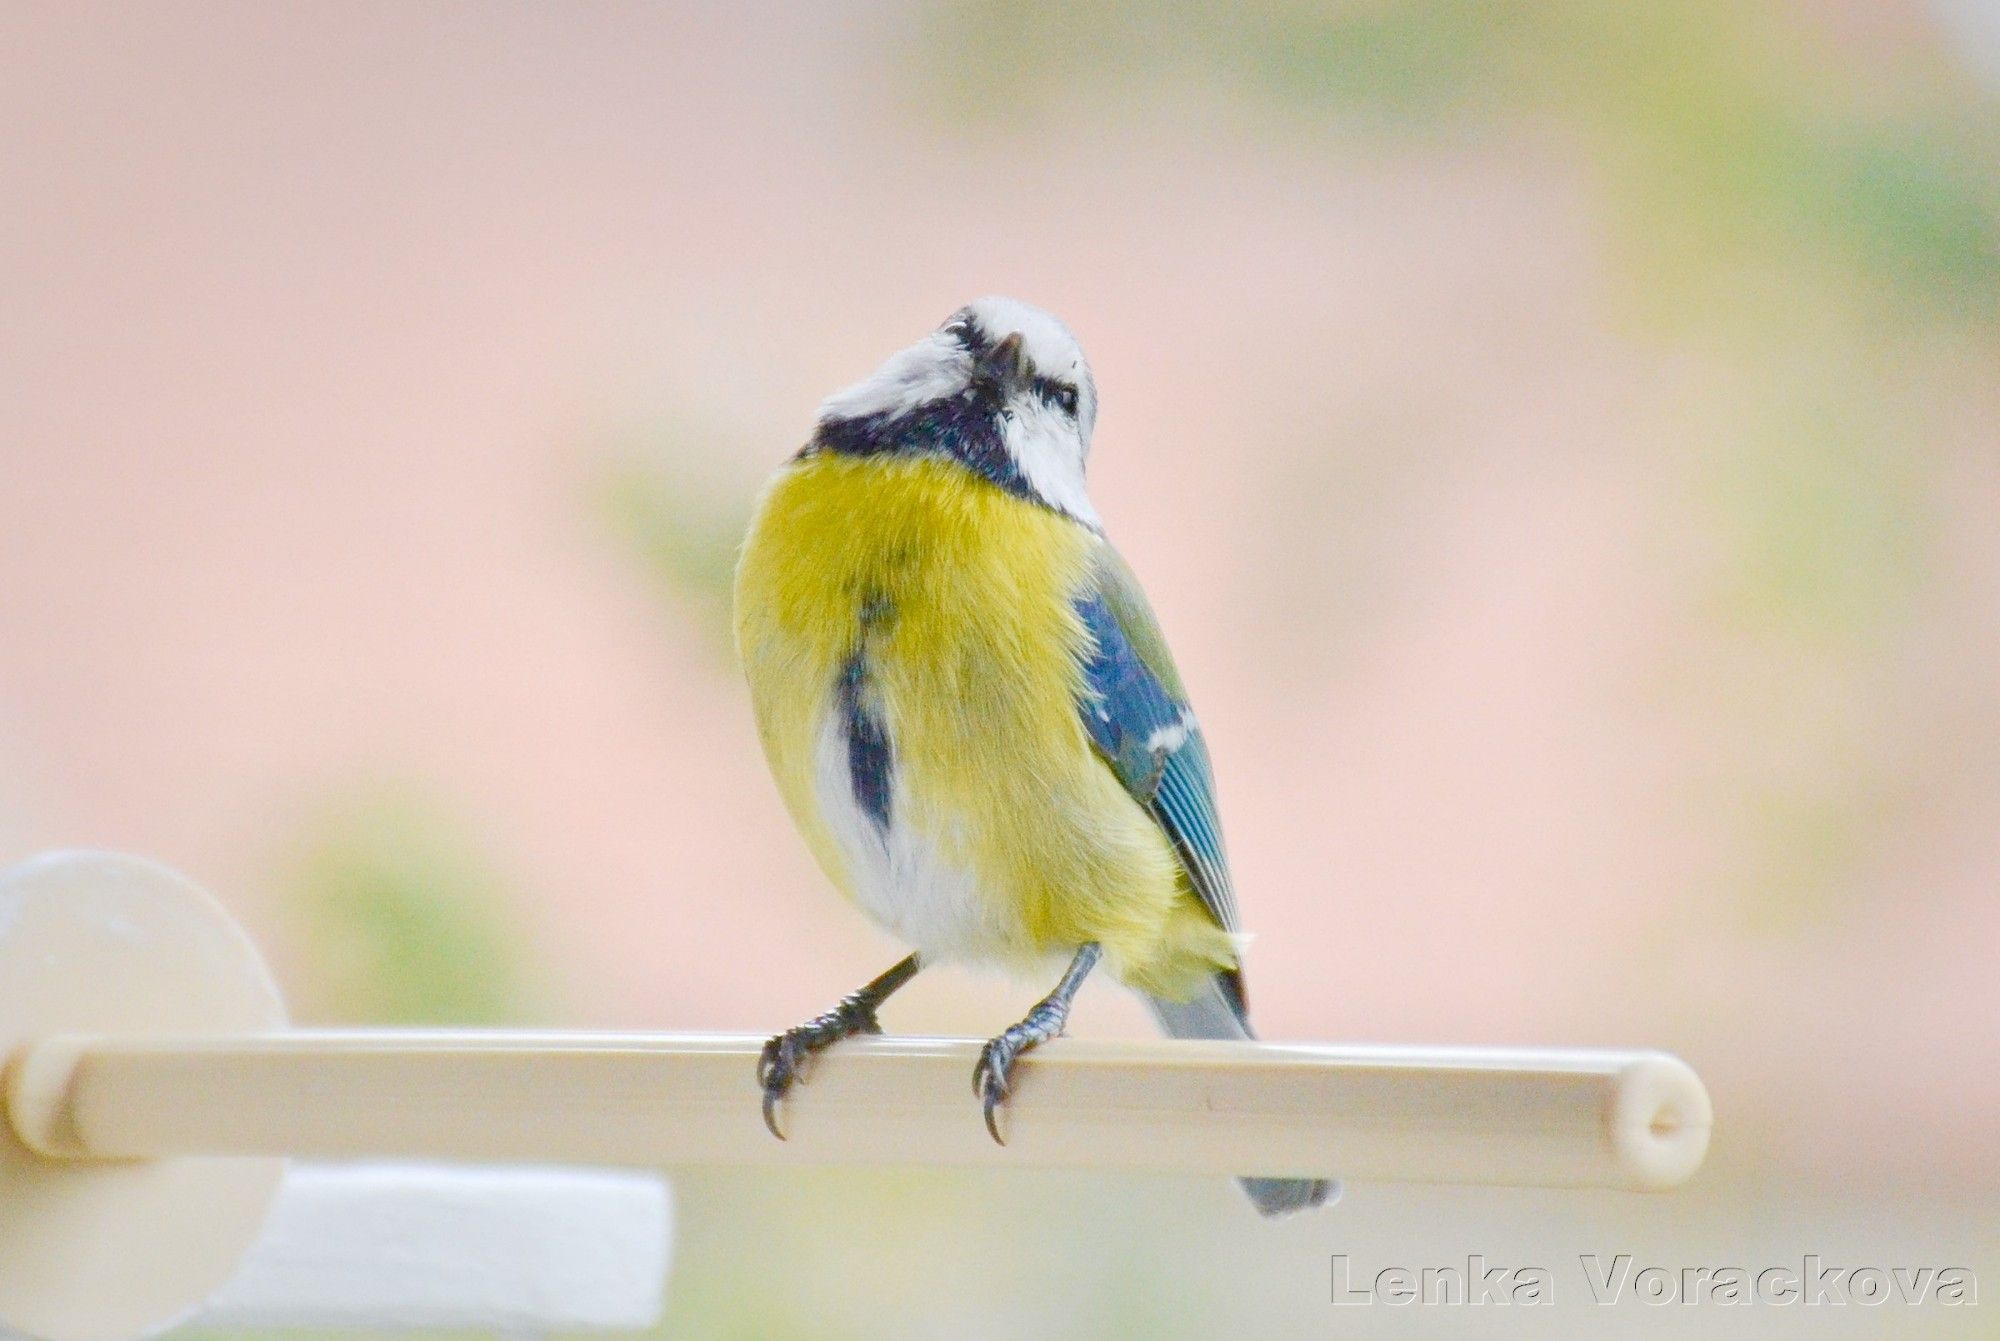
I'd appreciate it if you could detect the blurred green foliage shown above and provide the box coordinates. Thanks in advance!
[1712,390,1922,642]
[917,0,2000,322]
[287,792,534,1025]
[600,431,753,660]
[1237,0,1500,121]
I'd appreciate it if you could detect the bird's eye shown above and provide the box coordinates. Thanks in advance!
[1038,380,1080,417]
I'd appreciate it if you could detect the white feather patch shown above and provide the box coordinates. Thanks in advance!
[816,330,970,424]
[1143,711,1194,756]
[810,708,1012,962]
[962,296,1083,381]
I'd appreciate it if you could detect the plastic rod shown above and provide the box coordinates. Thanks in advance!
[6,1031,1710,1191]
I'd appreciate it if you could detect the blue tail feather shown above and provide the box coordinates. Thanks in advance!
[1144,975,1340,1218]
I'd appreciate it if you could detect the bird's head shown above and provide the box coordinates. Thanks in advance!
[814,297,1100,525]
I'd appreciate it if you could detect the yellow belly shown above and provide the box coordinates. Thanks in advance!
[733,452,1234,996]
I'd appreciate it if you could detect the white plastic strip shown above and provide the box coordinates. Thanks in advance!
[191,1163,670,1333]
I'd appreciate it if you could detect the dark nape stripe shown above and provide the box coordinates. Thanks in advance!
[838,651,893,832]
[813,396,1049,514]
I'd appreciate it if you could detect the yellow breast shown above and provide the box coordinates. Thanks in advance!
[733,451,1224,992]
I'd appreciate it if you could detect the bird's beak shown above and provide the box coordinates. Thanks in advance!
[973,331,1029,394]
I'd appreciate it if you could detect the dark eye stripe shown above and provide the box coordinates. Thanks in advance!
[1033,376,1080,416]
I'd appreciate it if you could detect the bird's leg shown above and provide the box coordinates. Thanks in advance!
[759,953,920,1139]
[973,942,1102,1145]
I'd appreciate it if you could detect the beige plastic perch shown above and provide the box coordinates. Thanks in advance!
[13,1032,1707,1189]
[0,851,1712,1341]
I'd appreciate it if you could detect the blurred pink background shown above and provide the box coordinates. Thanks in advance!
[4,3,1996,1335]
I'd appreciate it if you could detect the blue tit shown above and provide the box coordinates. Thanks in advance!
[734,297,1335,1216]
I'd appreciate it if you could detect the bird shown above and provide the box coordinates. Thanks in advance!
[732,296,1336,1217]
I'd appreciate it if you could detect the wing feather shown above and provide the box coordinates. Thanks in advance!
[1072,543,1239,933]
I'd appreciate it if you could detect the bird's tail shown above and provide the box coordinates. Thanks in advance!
[1146,973,1340,1218]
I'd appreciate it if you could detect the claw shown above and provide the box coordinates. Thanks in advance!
[980,1072,1008,1145]
[967,945,1102,1149]
[755,999,890,1143]
[974,1034,1020,1145]
[759,1032,801,1140]
[753,956,923,1142]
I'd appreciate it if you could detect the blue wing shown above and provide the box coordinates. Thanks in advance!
[1072,542,1238,934]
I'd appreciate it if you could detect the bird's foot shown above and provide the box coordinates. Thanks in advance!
[758,995,883,1139]
[972,996,1073,1145]
[755,954,922,1140]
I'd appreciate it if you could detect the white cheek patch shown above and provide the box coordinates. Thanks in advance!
[1001,398,1100,528]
